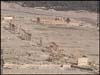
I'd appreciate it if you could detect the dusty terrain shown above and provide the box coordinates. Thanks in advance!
[1,2,99,74]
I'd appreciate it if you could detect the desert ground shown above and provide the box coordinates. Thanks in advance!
[1,2,99,74]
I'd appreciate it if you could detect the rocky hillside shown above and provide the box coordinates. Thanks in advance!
[3,1,98,12]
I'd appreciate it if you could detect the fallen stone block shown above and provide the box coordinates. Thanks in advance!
[78,57,88,66]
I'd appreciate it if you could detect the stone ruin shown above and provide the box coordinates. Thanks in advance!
[42,42,65,64]
[9,22,17,33]
[3,18,32,41]
[2,16,15,23]
[32,16,82,26]
[65,18,71,23]
[19,28,32,41]
[37,17,41,23]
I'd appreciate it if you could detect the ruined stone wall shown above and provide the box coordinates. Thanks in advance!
[33,16,82,26]
[40,19,66,25]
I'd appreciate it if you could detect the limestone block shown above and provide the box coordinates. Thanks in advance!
[78,57,88,66]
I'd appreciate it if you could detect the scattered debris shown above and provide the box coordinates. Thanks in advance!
[44,42,65,64]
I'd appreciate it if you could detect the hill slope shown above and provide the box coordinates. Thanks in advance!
[3,1,98,12]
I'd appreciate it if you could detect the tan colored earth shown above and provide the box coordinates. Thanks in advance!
[1,2,99,74]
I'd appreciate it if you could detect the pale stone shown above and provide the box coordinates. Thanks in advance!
[78,57,88,66]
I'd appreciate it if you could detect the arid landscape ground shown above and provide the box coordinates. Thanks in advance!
[1,1,99,74]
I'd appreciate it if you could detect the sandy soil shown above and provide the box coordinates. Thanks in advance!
[1,2,99,74]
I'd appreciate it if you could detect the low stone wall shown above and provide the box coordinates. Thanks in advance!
[32,17,82,26]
